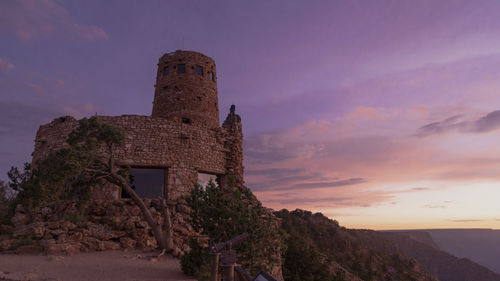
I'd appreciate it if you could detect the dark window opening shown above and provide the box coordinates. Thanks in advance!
[210,72,215,81]
[191,66,194,69]
[162,85,168,91]
[195,65,203,76]
[123,168,165,198]
[162,66,169,76]
[182,118,191,124]
[197,96,202,101]
[177,64,186,74]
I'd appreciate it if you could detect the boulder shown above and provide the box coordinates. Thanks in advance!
[81,237,105,251]
[135,220,148,229]
[57,234,67,244]
[59,221,76,231]
[67,231,83,242]
[101,230,126,241]
[119,237,136,249]
[176,204,191,215]
[11,212,30,226]
[104,241,121,250]
[13,222,45,239]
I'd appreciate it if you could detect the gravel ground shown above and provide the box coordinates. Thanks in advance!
[0,250,196,281]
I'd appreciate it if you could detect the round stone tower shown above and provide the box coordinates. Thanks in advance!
[152,50,219,128]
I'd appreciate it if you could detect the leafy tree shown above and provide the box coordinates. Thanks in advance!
[181,181,281,280]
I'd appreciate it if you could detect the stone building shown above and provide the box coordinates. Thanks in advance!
[31,50,244,201]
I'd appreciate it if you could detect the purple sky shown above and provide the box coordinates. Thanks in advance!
[2,0,500,229]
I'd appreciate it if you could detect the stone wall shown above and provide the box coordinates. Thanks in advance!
[32,111,243,200]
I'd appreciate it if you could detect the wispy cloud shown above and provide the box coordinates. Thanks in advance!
[411,187,432,192]
[0,0,109,42]
[279,178,367,191]
[262,190,394,208]
[450,219,487,223]
[416,110,500,137]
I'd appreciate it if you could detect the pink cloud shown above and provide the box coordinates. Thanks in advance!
[342,106,386,122]
[0,58,15,73]
[0,0,109,42]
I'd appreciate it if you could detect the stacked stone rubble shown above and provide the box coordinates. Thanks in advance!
[0,198,197,257]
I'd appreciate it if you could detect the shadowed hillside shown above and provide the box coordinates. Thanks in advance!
[425,229,500,274]
[275,209,437,281]
[379,231,500,281]
[382,229,500,275]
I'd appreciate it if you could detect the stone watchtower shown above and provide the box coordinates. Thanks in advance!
[32,50,243,200]
[152,51,219,128]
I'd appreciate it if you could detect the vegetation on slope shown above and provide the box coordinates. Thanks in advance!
[275,209,437,281]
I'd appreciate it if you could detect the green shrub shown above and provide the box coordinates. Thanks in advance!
[181,181,281,279]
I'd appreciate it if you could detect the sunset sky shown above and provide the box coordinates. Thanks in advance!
[1,0,500,230]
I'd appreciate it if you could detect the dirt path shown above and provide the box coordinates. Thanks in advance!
[0,250,196,281]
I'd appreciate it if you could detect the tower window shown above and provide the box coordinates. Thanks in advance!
[162,66,169,76]
[182,118,191,124]
[162,85,168,91]
[177,64,186,74]
[210,72,215,81]
[195,65,203,76]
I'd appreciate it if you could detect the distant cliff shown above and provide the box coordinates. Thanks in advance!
[380,231,500,281]
[425,229,500,275]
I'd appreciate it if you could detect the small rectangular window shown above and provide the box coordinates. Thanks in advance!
[210,72,215,81]
[124,168,165,198]
[182,117,191,124]
[162,66,169,76]
[177,64,186,74]
[195,65,203,76]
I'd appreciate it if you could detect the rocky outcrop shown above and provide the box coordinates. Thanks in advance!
[0,198,196,257]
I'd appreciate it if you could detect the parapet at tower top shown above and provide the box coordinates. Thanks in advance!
[152,50,220,128]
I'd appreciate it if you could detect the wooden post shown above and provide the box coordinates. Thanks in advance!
[223,267,234,281]
[210,252,220,281]
[221,250,237,281]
